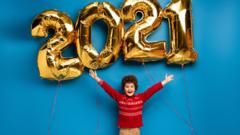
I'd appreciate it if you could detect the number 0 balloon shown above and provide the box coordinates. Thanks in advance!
[75,2,124,69]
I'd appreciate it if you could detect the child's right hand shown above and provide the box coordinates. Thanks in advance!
[89,69,101,82]
[89,69,97,78]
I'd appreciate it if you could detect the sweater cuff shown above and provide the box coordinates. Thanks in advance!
[160,82,163,87]
[98,80,104,85]
[155,81,163,89]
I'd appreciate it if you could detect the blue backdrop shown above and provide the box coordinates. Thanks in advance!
[1,0,240,135]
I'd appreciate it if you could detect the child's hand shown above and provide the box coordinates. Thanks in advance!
[89,69,101,82]
[162,74,174,86]
[89,69,97,79]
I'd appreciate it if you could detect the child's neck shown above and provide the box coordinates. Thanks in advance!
[125,94,135,98]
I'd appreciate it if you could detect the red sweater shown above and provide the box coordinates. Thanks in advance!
[98,80,163,128]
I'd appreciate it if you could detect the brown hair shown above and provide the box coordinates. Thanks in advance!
[121,75,138,90]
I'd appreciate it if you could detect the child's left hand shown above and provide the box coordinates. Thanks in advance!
[162,74,174,85]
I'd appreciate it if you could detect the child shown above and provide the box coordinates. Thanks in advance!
[89,70,174,135]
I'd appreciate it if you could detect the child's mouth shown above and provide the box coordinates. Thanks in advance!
[127,91,133,94]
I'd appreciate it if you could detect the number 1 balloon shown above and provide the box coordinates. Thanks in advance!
[164,0,198,65]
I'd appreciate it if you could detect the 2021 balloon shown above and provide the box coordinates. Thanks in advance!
[31,10,84,81]
[31,0,197,81]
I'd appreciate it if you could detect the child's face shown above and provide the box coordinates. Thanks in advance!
[124,82,136,97]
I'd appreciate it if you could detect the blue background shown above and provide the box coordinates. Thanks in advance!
[1,0,240,135]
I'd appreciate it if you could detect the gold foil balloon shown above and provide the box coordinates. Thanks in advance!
[121,0,166,62]
[164,0,197,65]
[31,10,84,81]
[75,2,124,69]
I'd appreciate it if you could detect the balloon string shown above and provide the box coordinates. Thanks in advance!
[181,64,196,135]
[95,94,101,135]
[48,81,61,135]
[141,62,193,132]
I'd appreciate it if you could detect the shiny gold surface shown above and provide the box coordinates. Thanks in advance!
[75,2,124,69]
[164,0,197,65]
[31,0,198,79]
[121,0,166,62]
[31,10,84,81]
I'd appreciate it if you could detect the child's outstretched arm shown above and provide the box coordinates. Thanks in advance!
[140,74,174,102]
[89,69,121,101]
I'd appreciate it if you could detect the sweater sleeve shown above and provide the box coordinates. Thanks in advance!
[139,82,163,102]
[98,80,122,102]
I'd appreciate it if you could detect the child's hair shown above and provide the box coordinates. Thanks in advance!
[121,75,138,90]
